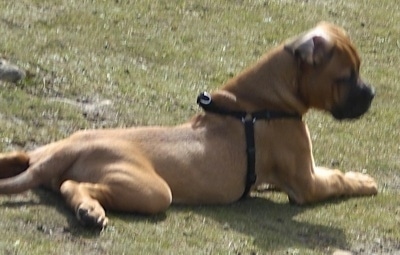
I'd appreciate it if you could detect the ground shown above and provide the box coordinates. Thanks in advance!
[0,0,399,254]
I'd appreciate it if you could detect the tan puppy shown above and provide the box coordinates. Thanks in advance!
[0,22,377,228]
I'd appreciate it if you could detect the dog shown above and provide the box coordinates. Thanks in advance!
[0,22,377,228]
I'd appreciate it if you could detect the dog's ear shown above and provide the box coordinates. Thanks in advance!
[210,90,241,110]
[285,27,334,66]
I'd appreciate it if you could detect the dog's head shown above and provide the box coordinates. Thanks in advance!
[285,22,374,120]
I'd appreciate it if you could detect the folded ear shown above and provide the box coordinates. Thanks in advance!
[285,27,334,66]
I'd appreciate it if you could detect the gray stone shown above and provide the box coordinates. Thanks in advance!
[0,59,25,83]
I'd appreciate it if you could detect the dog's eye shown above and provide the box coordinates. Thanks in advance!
[335,76,352,84]
[335,71,356,84]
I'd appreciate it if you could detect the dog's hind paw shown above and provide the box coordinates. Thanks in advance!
[76,202,108,229]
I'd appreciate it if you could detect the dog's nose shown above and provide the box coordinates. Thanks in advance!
[369,86,376,100]
[362,81,375,101]
[366,85,375,101]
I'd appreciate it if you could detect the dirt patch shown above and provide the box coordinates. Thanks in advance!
[351,238,400,254]
[49,97,114,123]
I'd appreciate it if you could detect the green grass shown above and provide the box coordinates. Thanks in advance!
[0,0,399,254]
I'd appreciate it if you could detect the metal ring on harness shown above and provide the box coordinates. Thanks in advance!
[197,92,212,105]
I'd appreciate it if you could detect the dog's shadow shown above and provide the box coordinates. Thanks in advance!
[1,189,349,252]
[167,195,349,252]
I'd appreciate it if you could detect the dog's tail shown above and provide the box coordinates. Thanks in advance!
[0,151,40,194]
[0,152,30,179]
[0,144,80,194]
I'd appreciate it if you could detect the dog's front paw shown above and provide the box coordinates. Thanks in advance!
[345,171,378,196]
[76,202,108,229]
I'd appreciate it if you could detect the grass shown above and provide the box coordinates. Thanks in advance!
[0,0,399,254]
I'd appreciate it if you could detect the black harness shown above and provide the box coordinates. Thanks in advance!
[197,92,302,199]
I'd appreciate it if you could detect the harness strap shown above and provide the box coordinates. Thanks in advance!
[197,92,302,199]
[242,117,257,199]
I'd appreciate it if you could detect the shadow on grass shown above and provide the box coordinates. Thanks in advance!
[172,195,350,252]
[1,188,349,252]
[0,189,103,238]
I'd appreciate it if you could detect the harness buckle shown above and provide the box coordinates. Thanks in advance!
[241,114,256,124]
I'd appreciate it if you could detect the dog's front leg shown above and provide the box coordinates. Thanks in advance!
[286,166,378,205]
[315,166,377,198]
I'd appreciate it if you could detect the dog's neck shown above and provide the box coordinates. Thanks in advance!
[217,45,308,115]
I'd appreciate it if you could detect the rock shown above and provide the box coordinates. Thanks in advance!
[0,59,25,83]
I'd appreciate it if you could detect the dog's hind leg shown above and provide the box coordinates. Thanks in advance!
[60,170,172,228]
[0,151,30,178]
[60,180,109,228]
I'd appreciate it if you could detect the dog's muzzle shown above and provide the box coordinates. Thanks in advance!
[331,83,375,120]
